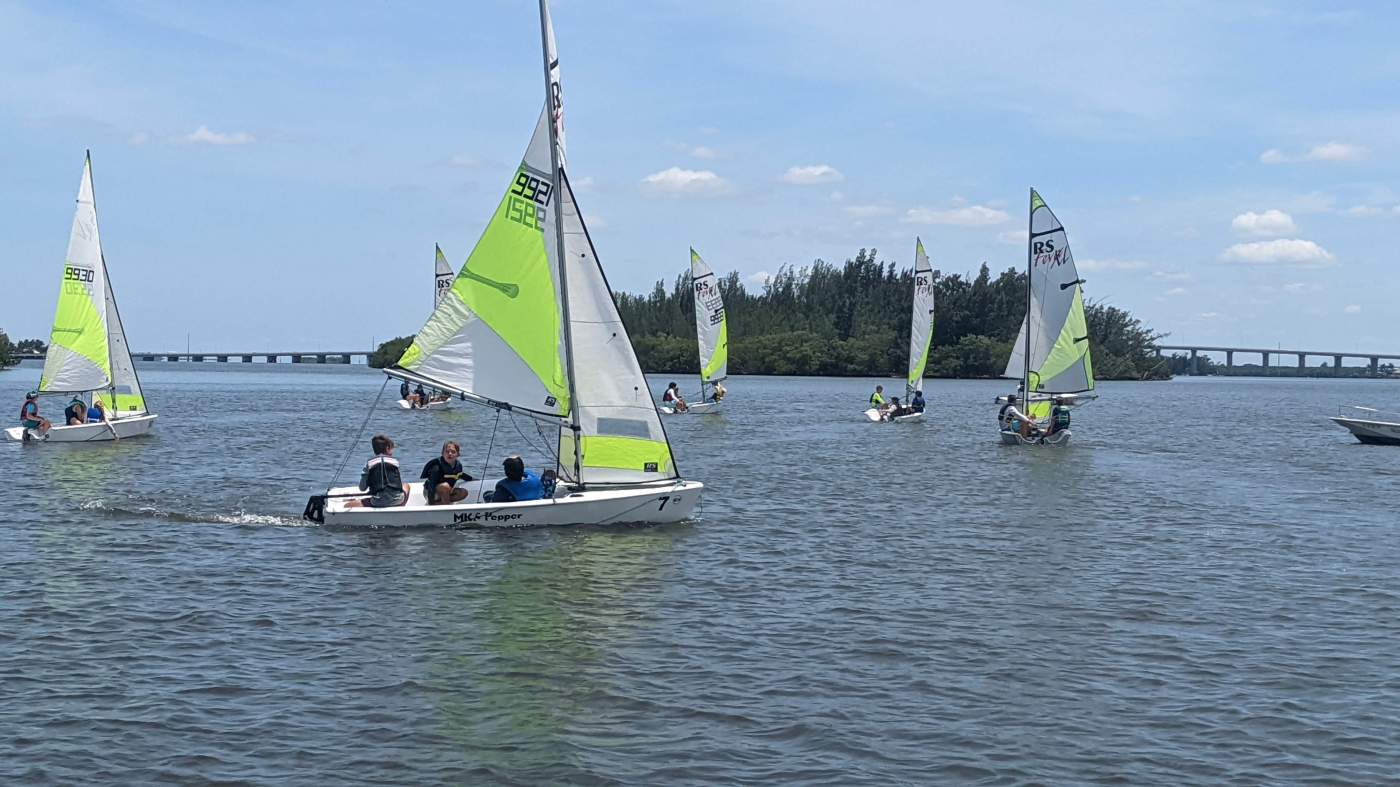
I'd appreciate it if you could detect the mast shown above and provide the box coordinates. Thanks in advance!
[1022,187,1033,406]
[538,0,584,484]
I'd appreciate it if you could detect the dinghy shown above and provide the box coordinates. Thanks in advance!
[864,238,934,423]
[997,189,1093,446]
[304,0,701,527]
[660,248,729,415]
[4,153,156,443]
[396,245,459,410]
[1331,406,1400,445]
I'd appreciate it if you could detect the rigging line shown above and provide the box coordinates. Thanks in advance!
[480,408,502,489]
[331,377,390,487]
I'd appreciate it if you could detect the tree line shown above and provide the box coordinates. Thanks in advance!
[369,248,1169,380]
[0,334,44,369]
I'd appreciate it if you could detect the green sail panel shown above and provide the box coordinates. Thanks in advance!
[40,153,111,393]
[1003,188,1094,394]
[690,248,728,384]
[397,110,570,420]
[906,237,935,399]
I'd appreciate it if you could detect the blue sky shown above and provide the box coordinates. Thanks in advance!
[1,1,1397,354]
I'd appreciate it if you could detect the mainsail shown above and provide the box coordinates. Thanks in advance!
[40,153,111,393]
[1003,189,1094,397]
[689,248,728,390]
[906,237,934,401]
[393,0,676,486]
[434,244,455,306]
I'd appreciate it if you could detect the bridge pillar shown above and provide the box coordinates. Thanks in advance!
[292,355,303,364]
[1371,357,1380,376]
[1262,352,1270,368]
[217,355,228,363]
[192,354,204,362]
[1154,347,1162,358]
[1334,355,1344,375]
[1297,353,1305,371]
[141,355,155,362]
[1226,350,1234,370]
[167,354,179,362]
[265,355,278,363]
[1190,348,1198,375]
[316,354,327,364]
[242,355,254,363]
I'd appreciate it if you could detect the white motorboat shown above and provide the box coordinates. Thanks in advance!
[1331,406,1400,445]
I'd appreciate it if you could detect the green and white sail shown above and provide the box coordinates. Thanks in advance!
[1004,188,1094,395]
[40,153,111,393]
[394,0,676,485]
[434,243,455,306]
[906,237,934,401]
[38,153,147,413]
[689,248,728,389]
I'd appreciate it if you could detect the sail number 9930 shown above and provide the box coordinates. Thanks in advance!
[64,265,95,283]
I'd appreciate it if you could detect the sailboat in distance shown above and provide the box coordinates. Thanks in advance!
[997,188,1094,445]
[5,152,157,443]
[305,0,702,526]
[865,238,933,423]
[660,248,728,415]
[397,244,458,409]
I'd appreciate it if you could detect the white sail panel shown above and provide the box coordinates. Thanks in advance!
[1003,190,1094,394]
[396,109,571,420]
[40,154,111,393]
[689,248,728,384]
[98,260,146,414]
[434,244,454,306]
[557,173,677,484]
[542,0,565,159]
[907,237,934,399]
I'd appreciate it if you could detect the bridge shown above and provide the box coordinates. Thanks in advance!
[1153,344,1400,376]
[13,350,374,364]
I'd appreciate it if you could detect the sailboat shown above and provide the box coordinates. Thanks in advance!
[4,153,157,443]
[304,0,702,526]
[998,188,1094,445]
[660,248,728,415]
[396,244,458,409]
[865,238,934,423]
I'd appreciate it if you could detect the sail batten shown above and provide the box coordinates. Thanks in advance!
[1003,189,1094,394]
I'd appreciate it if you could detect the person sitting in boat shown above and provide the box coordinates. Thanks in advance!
[413,383,428,408]
[1044,398,1071,436]
[87,399,110,423]
[65,396,88,426]
[662,382,688,412]
[881,396,904,421]
[711,381,727,402]
[18,392,51,438]
[400,380,412,403]
[869,385,885,409]
[910,389,926,413]
[421,440,473,505]
[344,434,410,508]
[998,395,1040,438]
[491,455,544,503]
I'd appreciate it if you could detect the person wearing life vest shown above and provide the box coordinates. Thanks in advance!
[998,394,1039,438]
[400,380,411,402]
[910,390,926,413]
[18,391,52,439]
[869,385,885,409]
[1045,398,1071,436]
[491,455,544,503]
[344,434,410,508]
[65,395,88,426]
[662,382,688,412]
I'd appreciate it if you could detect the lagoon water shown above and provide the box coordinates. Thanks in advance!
[2,361,1398,785]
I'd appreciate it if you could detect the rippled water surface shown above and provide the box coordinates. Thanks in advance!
[2,362,1398,785]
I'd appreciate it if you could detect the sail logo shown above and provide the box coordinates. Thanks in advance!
[1032,237,1071,267]
[915,274,932,295]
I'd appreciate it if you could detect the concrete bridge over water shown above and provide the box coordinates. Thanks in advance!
[13,350,374,364]
[1154,344,1400,376]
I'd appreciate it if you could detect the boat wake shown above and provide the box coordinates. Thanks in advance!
[78,499,306,527]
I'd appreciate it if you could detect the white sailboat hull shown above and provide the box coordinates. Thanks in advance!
[863,408,923,423]
[999,427,1071,446]
[659,400,721,415]
[4,413,158,443]
[315,479,703,528]
[1331,416,1400,445]
[397,398,452,410]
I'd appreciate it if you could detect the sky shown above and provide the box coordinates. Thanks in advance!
[1,1,1397,354]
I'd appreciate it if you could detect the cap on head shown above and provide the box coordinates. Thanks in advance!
[26,391,38,399]
[503,455,525,481]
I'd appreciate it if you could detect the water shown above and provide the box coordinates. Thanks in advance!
[2,362,1398,785]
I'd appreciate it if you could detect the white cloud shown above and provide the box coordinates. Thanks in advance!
[1199,312,1219,319]
[904,205,1009,226]
[1078,258,1150,272]
[1343,205,1389,218]
[1231,209,1296,237]
[690,145,719,160]
[128,131,150,146]
[780,164,844,185]
[746,271,772,287]
[1152,269,1192,282]
[997,229,1028,245]
[1344,304,1362,314]
[1282,282,1308,293]
[1259,141,1367,164]
[640,167,731,197]
[185,125,255,145]
[843,204,894,219]
[1165,287,1188,296]
[1220,238,1336,266]
[447,153,477,167]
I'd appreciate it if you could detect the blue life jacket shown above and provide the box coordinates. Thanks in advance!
[493,470,543,503]
[87,406,103,422]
